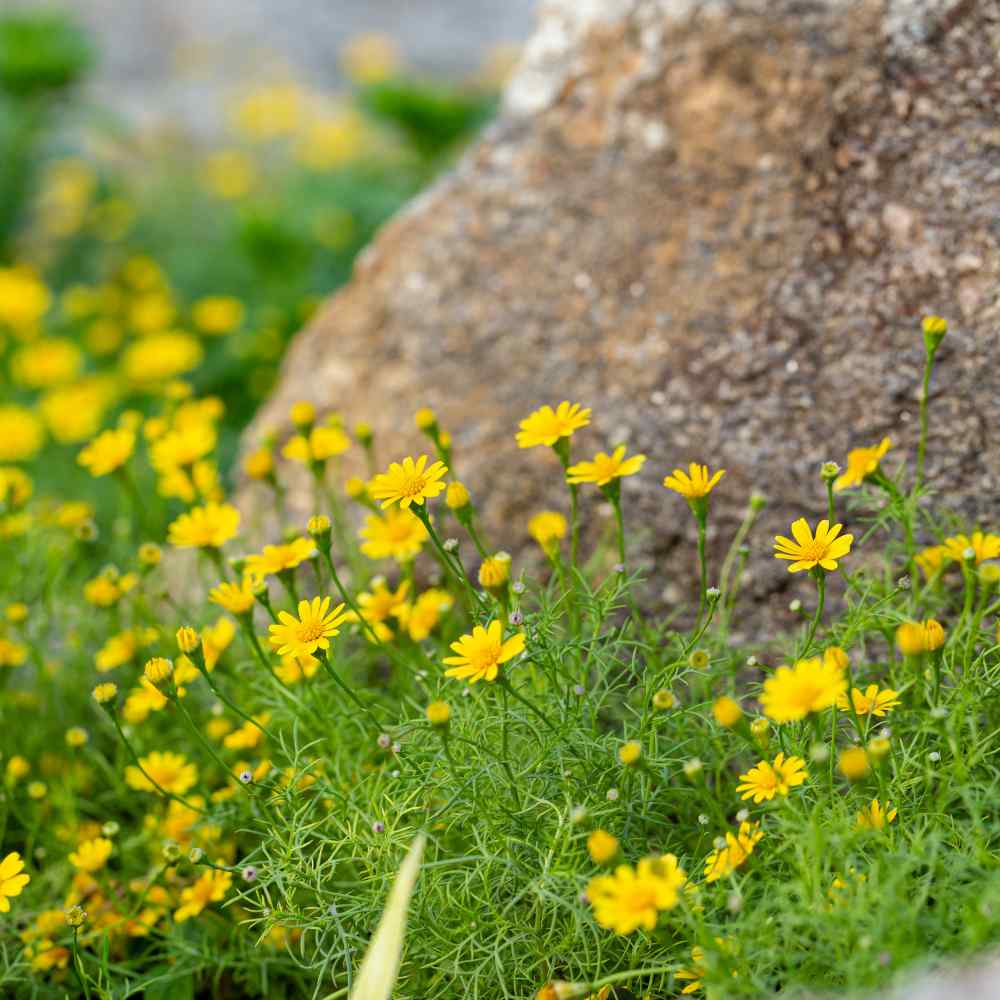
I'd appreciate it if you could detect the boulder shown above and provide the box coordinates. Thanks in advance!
[243,0,1000,625]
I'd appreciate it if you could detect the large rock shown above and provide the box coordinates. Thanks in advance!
[243,0,1000,623]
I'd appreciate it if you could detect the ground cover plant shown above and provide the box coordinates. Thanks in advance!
[4,301,1000,999]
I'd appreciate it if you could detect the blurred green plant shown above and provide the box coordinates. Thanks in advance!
[0,9,93,260]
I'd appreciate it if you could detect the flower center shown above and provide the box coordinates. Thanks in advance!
[800,541,828,562]
[398,474,427,498]
[296,621,325,643]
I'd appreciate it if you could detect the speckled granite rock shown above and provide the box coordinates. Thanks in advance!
[243,0,1000,628]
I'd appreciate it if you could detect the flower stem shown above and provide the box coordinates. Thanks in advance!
[802,571,827,655]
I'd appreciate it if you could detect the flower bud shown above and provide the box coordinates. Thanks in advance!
[586,829,619,864]
[618,741,642,767]
[176,626,199,654]
[143,657,173,685]
[653,688,675,710]
[289,400,315,428]
[683,757,704,782]
[426,701,451,727]
[921,315,947,355]
[414,407,437,431]
[712,696,743,729]
[820,461,841,482]
[445,481,471,510]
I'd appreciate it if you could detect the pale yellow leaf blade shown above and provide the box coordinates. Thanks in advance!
[348,833,426,1000]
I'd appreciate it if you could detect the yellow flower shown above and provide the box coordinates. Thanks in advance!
[125,752,198,796]
[895,619,945,655]
[355,578,410,632]
[566,446,646,487]
[0,467,32,508]
[78,429,135,477]
[736,753,808,803]
[371,455,448,509]
[516,402,591,449]
[704,821,763,882]
[120,331,203,384]
[399,588,454,641]
[40,377,117,444]
[282,425,351,463]
[857,798,897,830]
[192,296,245,335]
[359,509,429,561]
[478,553,511,590]
[289,400,316,427]
[943,531,1000,565]
[245,537,316,581]
[5,603,27,624]
[168,503,240,549]
[143,657,173,685]
[209,577,256,615]
[65,727,88,748]
[618,741,642,766]
[275,654,320,685]
[712,696,743,728]
[838,746,869,781]
[528,511,567,556]
[0,266,50,333]
[443,620,525,684]
[174,868,232,923]
[95,629,141,672]
[587,854,686,934]
[201,617,236,671]
[445,481,470,510]
[6,756,29,781]
[123,679,169,724]
[837,684,900,717]
[915,545,949,579]
[0,638,27,667]
[0,852,30,912]
[268,597,350,660]
[675,946,708,994]
[92,683,118,704]
[243,447,273,480]
[0,405,44,462]
[662,463,725,500]
[150,423,216,472]
[68,838,113,873]
[773,518,853,573]
[232,83,303,138]
[653,689,675,710]
[223,714,269,751]
[11,338,83,388]
[833,437,892,492]
[587,829,619,864]
[760,650,847,722]
[426,701,451,726]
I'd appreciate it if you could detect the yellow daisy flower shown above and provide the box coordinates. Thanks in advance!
[359,508,429,562]
[704,821,763,882]
[662,463,725,500]
[895,619,945,655]
[124,751,198,796]
[760,650,847,723]
[245,537,316,581]
[167,503,240,549]
[515,401,591,449]
[773,518,853,573]
[837,684,900,717]
[209,577,256,615]
[736,753,808,803]
[77,428,135,477]
[857,798,898,830]
[268,597,350,660]
[833,437,892,492]
[443,620,525,684]
[370,455,448,509]
[943,531,1000,565]
[0,852,30,912]
[587,854,686,934]
[566,446,646,487]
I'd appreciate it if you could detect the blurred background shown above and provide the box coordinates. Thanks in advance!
[0,2,534,503]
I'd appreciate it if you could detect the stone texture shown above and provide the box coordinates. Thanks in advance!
[244,0,1000,628]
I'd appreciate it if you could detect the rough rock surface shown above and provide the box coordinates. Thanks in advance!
[244,0,1000,627]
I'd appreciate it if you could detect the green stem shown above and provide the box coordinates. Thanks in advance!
[802,571,827,656]
[695,511,708,629]
[916,352,934,489]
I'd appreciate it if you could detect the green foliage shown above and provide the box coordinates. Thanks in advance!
[0,10,92,97]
